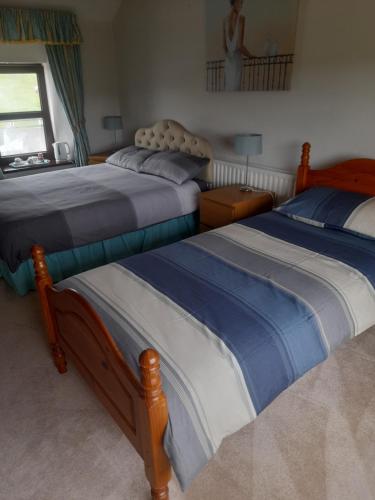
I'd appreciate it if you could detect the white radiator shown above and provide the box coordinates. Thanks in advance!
[211,160,296,204]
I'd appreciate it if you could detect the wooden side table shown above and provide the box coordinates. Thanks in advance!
[199,185,274,231]
[88,151,113,165]
[89,153,109,165]
[88,145,127,165]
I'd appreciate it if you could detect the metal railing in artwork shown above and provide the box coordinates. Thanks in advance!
[206,54,294,92]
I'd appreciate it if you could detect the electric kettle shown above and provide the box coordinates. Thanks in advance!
[53,142,71,161]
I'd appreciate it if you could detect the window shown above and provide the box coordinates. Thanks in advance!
[0,64,54,165]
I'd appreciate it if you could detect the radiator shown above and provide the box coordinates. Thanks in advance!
[211,160,296,204]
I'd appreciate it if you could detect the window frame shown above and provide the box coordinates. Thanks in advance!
[0,63,55,166]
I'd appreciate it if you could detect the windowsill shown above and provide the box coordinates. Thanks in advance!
[1,159,74,176]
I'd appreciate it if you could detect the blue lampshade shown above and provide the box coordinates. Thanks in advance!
[234,134,263,156]
[103,115,123,131]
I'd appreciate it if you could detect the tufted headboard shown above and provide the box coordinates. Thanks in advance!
[135,119,213,182]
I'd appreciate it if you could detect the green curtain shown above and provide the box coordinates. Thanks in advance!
[0,7,82,45]
[46,45,90,166]
[0,7,90,166]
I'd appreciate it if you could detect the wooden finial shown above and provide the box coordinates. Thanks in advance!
[301,142,311,169]
[31,245,67,374]
[32,245,52,285]
[296,142,312,194]
[139,349,171,499]
[140,349,163,406]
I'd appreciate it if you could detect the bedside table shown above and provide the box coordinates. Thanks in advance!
[88,151,113,165]
[89,153,109,165]
[88,146,126,165]
[199,185,274,231]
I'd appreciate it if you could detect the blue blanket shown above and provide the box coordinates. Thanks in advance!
[59,212,375,489]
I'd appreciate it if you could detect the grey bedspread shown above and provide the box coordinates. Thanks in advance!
[0,164,201,272]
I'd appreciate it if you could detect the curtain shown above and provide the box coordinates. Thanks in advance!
[46,45,90,166]
[0,7,90,166]
[0,7,82,45]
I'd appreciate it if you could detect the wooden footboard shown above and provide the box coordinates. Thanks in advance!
[31,245,172,500]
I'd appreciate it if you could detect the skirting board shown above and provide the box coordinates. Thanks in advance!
[211,160,296,204]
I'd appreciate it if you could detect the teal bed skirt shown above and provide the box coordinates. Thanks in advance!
[0,213,198,296]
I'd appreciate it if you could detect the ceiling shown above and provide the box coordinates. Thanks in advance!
[3,0,123,22]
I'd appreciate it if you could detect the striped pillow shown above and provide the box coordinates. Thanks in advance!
[275,187,375,239]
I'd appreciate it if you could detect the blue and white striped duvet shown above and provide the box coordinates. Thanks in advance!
[59,212,375,489]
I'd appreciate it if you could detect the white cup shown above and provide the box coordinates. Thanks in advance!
[14,157,23,165]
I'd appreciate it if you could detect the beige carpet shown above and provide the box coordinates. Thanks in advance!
[1,280,375,500]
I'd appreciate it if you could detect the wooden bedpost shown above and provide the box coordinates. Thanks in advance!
[32,245,67,374]
[296,142,311,194]
[140,349,171,500]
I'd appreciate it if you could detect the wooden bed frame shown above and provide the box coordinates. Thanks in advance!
[31,143,375,500]
[296,143,375,195]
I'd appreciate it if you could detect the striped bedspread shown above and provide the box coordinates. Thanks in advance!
[59,212,375,489]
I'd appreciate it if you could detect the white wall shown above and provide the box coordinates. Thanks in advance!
[115,0,375,173]
[0,0,122,156]
[79,18,123,152]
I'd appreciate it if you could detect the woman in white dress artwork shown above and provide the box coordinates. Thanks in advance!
[223,0,254,91]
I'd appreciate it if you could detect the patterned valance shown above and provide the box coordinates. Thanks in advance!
[0,7,82,45]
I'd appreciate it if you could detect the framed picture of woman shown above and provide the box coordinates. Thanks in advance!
[206,0,299,92]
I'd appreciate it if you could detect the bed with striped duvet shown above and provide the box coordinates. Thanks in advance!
[58,211,375,489]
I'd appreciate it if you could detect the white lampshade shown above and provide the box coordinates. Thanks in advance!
[103,115,123,131]
[234,134,263,156]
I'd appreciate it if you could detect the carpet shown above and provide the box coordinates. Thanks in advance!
[1,280,375,500]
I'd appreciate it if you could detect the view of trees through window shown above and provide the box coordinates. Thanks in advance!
[0,65,54,162]
[0,73,41,113]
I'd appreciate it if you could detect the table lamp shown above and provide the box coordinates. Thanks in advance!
[103,115,123,147]
[234,134,263,191]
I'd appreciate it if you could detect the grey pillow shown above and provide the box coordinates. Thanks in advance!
[139,151,209,185]
[106,146,156,172]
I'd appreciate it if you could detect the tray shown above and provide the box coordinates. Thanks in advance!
[9,159,51,169]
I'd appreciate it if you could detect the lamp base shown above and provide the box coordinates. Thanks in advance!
[240,185,253,192]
